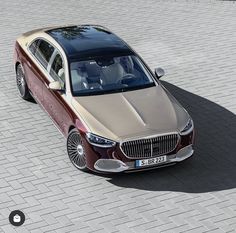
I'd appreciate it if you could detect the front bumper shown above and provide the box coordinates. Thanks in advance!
[94,144,194,173]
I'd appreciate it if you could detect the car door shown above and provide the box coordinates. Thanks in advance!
[26,39,55,104]
[42,49,72,135]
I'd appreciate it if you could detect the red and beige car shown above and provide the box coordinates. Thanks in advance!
[14,25,194,173]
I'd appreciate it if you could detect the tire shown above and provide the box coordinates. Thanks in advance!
[67,129,87,171]
[16,63,32,100]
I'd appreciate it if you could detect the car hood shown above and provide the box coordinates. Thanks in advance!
[72,85,190,141]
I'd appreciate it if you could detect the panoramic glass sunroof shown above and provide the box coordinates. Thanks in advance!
[47,26,131,59]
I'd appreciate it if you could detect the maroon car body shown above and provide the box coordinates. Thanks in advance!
[14,25,194,173]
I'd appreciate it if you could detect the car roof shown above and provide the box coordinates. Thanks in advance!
[46,25,134,60]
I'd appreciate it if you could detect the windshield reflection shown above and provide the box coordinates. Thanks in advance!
[70,55,155,96]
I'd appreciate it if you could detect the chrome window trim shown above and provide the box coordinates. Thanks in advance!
[27,37,51,77]
[27,37,66,85]
[30,38,55,70]
[48,50,66,85]
[47,49,58,73]
[27,37,56,83]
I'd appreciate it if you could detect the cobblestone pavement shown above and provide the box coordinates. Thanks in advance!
[0,0,236,232]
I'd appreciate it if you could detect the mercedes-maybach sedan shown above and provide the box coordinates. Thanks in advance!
[14,25,194,173]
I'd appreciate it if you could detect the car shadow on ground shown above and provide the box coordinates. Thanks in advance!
[105,81,236,193]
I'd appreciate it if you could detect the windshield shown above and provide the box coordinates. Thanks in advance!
[70,55,155,96]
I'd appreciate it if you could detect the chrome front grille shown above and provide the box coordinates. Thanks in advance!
[120,133,179,159]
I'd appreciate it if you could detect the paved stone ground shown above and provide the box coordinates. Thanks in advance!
[0,0,236,232]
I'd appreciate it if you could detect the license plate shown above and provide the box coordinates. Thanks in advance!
[135,155,167,167]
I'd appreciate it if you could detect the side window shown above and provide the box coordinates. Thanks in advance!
[50,53,65,88]
[35,40,54,69]
[29,39,40,55]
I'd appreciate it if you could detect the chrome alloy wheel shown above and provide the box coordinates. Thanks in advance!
[16,64,26,97]
[67,130,87,170]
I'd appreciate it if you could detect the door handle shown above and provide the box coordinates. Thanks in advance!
[44,82,49,88]
[26,61,31,67]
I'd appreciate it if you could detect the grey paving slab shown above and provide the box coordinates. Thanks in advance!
[0,0,236,232]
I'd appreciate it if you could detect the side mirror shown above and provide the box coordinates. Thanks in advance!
[154,68,165,79]
[48,81,64,91]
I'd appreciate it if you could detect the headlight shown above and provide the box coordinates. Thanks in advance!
[180,118,194,135]
[86,133,116,148]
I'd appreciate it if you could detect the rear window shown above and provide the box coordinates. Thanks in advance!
[34,39,54,69]
[29,39,40,55]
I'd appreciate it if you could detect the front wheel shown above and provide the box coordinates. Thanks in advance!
[67,129,87,171]
[16,63,32,100]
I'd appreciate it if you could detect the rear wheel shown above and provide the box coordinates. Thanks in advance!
[67,129,87,171]
[16,63,31,100]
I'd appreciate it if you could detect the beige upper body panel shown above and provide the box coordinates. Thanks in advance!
[16,25,73,48]
[16,27,189,142]
[72,85,190,142]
